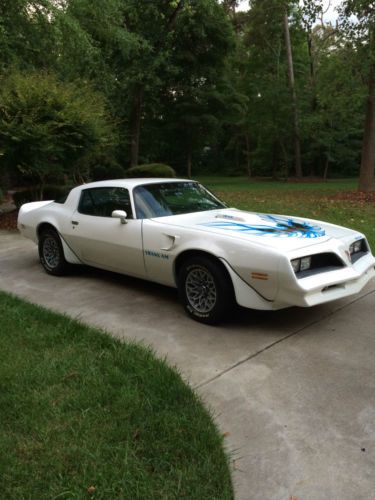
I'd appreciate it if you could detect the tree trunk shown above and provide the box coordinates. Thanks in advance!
[130,87,144,167]
[359,67,375,192]
[280,139,289,179]
[271,141,279,179]
[323,156,329,181]
[235,139,239,173]
[307,32,317,112]
[283,9,302,178]
[244,133,251,178]
[187,150,192,178]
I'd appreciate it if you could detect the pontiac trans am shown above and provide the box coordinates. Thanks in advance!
[18,178,375,324]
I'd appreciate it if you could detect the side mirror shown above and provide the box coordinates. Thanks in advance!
[112,210,128,224]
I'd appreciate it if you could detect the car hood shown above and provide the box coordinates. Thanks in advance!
[153,208,358,251]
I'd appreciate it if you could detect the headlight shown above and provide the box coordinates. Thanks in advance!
[350,240,362,255]
[300,256,312,271]
[349,238,368,263]
[291,259,301,273]
[291,252,345,278]
[291,256,312,273]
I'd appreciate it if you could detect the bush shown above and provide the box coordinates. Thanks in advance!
[0,188,3,204]
[13,185,74,208]
[0,71,116,188]
[125,163,176,178]
[13,191,34,209]
[91,163,126,181]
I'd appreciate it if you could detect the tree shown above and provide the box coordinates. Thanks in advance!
[341,0,375,191]
[0,71,116,196]
[303,40,366,178]
[228,0,296,178]
[156,0,235,176]
[64,0,234,171]
[64,0,187,167]
[0,0,371,183]
[283,1,303,177]
[0,0,60,73]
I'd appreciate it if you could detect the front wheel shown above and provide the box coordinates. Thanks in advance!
[38,229,70,276]
[177,256,234,325]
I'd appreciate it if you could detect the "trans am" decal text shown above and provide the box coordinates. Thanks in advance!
[145,250,170,260]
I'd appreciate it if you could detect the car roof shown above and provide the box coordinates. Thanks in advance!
[65,178,198,207]
[75,178,194,190]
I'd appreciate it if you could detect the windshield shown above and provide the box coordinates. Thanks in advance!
[133,182,226,219]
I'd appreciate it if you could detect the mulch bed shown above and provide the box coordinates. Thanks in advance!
[0,210,18,231]
[329,191,375,203]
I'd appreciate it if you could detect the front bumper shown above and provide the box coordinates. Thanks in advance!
[277,252,375,308]
[223,250,375,312]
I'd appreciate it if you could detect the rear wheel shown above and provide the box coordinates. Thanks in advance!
[38,229,70,276]
[178,256,234,325]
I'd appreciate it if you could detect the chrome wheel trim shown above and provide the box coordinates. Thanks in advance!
[185,266,217,313]
[42,236,60,269]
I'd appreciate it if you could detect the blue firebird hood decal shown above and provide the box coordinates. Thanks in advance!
[200,214,326,238]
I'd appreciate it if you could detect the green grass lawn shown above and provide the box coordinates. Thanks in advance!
[197,177,375,251]
[0,292,233,499]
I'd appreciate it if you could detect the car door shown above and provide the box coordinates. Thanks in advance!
[65,186,145,278]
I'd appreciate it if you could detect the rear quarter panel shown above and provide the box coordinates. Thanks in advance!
[18,201,74,242]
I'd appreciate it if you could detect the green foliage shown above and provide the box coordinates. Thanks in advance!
[0,71,116,195]
[0,0,371,184]
[125,163,176,178]
[91,162,126,181]
[217,0,368,179]
[0,0,58,72]
[302,39,366,176]
[216,0,297,178]
[340,0,375,191]
[63,0,235,171]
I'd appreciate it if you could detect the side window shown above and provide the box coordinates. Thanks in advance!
[78,187,133,218]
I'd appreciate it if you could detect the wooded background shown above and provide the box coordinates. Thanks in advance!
[0,0,374,191]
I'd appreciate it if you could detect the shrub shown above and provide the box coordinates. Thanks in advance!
[0,71,116,189]
[91,163,126,181]
[13,191,34,209]
[125,163,176,178]
[13,185,74,208]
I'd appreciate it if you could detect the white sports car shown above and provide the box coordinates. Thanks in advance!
[18,178,375,324]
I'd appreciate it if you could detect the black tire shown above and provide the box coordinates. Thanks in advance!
[38,229,70,276]
[177,256,235,325]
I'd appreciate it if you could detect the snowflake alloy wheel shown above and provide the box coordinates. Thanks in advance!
[38,229,70,276]
[185,266,217,314]
[42,236,60,269]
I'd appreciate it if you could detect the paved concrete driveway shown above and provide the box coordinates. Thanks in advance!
[1,230,375,500]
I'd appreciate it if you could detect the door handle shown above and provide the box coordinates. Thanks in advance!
[71,221,79,226]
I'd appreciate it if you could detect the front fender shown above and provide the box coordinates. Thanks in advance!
[173,235,281,301]
[220,259,277,310]
[142,220,281,300]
